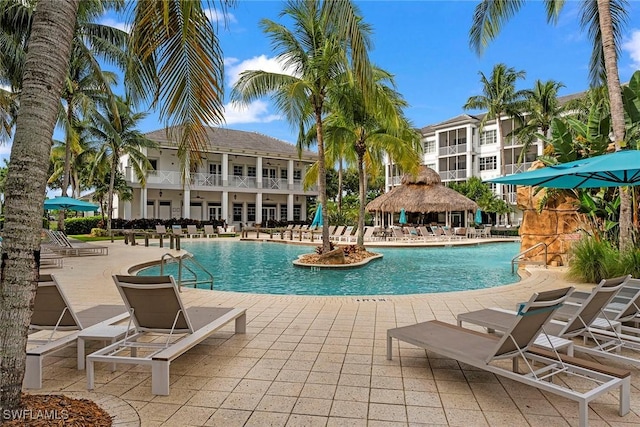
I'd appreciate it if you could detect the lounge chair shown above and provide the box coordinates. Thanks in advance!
[186,224,203,238]
[86,275,246,395]
[338,226,358,242]
[417,226,434,240]
[25,274,128,389]
[171,224,184,237]
[155,224,168,237]
[457,275,635,365]
[329,225,346,241]
[203,224,218,238]
[39,246,64,268]
[44,230,108,256]
[388,286,631,427]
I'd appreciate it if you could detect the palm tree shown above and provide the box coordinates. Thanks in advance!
[323,67,421,246]
[468,0,633,250]
[463,63,528,186]
[231,0,372,253]
[513,79,565,159]
[88,97,156,232]
[0,0,233,409]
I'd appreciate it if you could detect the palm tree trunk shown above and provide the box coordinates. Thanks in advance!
[337,159,343,213]
[0,0,79,410]
[107,155,117,232]
[597,0,632,251]
[315,107,330,253]
[356,152,366,247]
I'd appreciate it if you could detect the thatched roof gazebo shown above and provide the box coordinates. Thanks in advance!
[366,166,478,226]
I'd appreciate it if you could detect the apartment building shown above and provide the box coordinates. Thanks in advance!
[115,127,318,227]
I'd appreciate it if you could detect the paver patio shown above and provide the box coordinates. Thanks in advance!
[32,237,640,426]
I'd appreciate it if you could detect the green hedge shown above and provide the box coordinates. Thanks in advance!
[64,216,103,235]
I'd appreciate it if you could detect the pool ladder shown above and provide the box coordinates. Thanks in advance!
[160,252,214,291]
[511,242,548,273]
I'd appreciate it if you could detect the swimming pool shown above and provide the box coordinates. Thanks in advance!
[139,241,520,296]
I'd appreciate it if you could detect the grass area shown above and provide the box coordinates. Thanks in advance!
[69,235,124,242]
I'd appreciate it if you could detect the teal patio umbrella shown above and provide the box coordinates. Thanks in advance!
[311,203,323,227]
[475,208,483,225]
[399,208,407,225]
[488,150,640,188]
[44,196,98,212]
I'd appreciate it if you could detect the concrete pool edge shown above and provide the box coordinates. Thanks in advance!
[292,252,384,269]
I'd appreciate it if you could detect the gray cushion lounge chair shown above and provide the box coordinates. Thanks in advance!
[388,286,631,427]
[25,274,127,389]
[87,275,246,395]
[44,230,108,256]
[457,275,639,366]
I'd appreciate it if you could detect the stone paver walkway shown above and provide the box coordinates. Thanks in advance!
[33,237,640,426]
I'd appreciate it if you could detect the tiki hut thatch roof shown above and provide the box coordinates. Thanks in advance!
[366,166,478,213]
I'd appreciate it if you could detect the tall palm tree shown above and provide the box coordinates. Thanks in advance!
[513,79,565,160]
[231,0,372,253]
[323,67,421,246]
[0,0,233,409]
[463,63,528,179]
[88,97,156,232]
[469,0,633,250]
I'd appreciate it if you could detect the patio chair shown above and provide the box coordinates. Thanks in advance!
[155,224,168,237]
[338,226,358,242]
[186,225,203,238]
[87,275,246,395]
[25,274,128,389]
[387,286,631,427]
[329,225,346,241]
[43,230,108,256]
[457,275,639,366]
[203,224,218,238]
[171,224,184,237]
[417,226,434,240]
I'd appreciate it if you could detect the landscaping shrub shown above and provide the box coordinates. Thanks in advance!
[64,216,102,235]
[616,249,640,279]
[567,236,619,283]
[91,228,109,237]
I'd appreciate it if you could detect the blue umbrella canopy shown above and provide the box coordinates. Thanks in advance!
[488,150,640,189]
[399,208,407,224]
[311,203,323,227]
[475,208,482,225]
[44,196,98,212]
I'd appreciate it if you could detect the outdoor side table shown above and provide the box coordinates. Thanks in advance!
[77,324,131,370]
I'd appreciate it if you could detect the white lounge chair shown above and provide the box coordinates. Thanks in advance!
[87,275,246,395]
[25,274,128,389]
[388,286,631,427]
[44,230,108,256]
[186,224,203,238]
[203,224,218,238]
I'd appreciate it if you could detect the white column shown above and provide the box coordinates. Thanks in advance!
[288,159,294,190]
[140,188,147,219]
[255,193,263,225]
[183,189,190,218]
[221,191,229,223]
[256,157,263,189]
[222,153,229,187]
[287,193,294,221]
[124,200,132,220]
[466,126,473,175]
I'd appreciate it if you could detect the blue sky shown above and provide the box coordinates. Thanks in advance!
[40,1,640,155]
[197,0,640,144]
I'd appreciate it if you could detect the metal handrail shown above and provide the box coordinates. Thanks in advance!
[511,242,548,273]
[160,252,214,291]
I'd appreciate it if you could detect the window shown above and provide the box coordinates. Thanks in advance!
[479,156,497,171]
[247,203,256,222]
[280,205,287,220]
[209,163,221,175]
[148,159,158,174]
[423,139,436,153]
[233,165,243,176]
[293,204,301,221]
[280,169,288,179]
[233,204,242,222]
[480,130,497,145]
[293,169,302,180]
[425,163,436,170]
[247,166,256,177]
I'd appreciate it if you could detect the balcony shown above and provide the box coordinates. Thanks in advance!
[438,143,467,156]
[439,169,468,181]
[504,162,533,175]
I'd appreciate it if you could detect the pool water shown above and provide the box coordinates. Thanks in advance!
[139,241,520,296]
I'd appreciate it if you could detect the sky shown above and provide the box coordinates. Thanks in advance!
[8,0,640,162]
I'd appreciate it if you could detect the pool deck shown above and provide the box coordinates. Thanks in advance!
[33,236,640,426]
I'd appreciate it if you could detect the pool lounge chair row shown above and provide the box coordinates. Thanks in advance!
[26,274,246,396]
[388,284,633,427]
[43,230,108,256]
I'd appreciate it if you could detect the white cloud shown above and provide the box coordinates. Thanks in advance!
[223,100,282,125]
[623,30,640,69]
[99,17,130,33]
[205,8,236,24]
[225,54,297,86]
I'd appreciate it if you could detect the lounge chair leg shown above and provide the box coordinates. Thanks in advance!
[387,334,393,360]
[236,313,246,334]
[578,400,588,427]
[77,337,86,370]
[86,359,95,390]
[620,377,631,416]
[24,355,42,389]
[151,360,170,395]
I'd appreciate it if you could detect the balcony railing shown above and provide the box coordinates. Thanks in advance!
[439,169,468,181]
[191,173,223,187]
[146,170,181,185]
[438,143,467,156]
[228,175,257,188]
[504,162,533,175]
